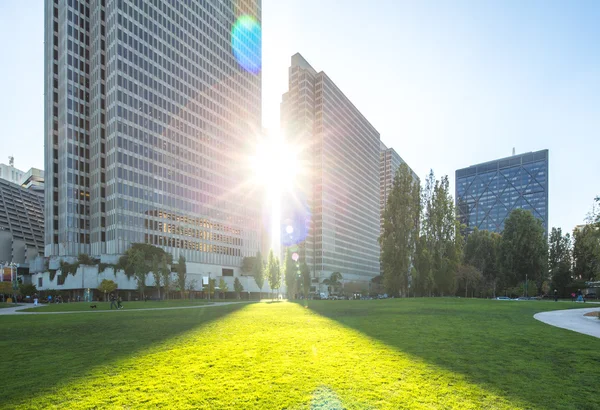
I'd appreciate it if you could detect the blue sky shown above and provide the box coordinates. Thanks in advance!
[1,0,598,234]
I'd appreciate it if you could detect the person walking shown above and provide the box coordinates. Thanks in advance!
[553,289,558,302]
[117,296,123,310]
[110,294,118,309]
[34,293,39,306]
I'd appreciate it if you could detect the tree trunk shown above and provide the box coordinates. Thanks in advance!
[465,282,468,298]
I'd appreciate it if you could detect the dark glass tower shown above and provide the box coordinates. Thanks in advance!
[455,150,549,235]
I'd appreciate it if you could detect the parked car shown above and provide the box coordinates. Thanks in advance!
[585,293,597,299]
[495,296,511,300]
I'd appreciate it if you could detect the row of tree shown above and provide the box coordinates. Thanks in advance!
[380,163,600,298]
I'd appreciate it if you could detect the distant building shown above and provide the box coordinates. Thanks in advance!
[20,168,44,194]
[456,149,549,235]
[0,179,44,264]
[0,162,25,185]
[281,53,381,288]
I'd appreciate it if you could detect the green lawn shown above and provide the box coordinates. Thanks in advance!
[19,299,214,312]
[1,299,599,409]
[0,302,18,309]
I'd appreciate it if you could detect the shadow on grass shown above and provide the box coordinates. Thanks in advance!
[304,298,600,410]
[0,303,246,406]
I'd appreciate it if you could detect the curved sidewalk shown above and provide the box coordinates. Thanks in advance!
[0,302,244,316]
[534,307,600,339]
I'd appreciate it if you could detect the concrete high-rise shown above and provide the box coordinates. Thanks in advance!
[44,1,263,272]
[455,149,549,235]
[281,53,381,287]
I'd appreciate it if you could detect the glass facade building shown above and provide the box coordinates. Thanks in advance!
[45,0,263,267]
[281,53,381,285]
[455,150,549,235]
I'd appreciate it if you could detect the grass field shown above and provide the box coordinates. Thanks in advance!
[1,299,599,409]
[0,302,17,309]
[19,299,214,312]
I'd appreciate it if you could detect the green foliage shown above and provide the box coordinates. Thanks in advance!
[77,254,98,266]
[48,269,57,282]
[266,249,281,296]
[218,278,228,299]
[159,255,171,299]
[98,263,117,275]
[463,228,502,297]
[252,251,264,298]
[177,255,187,299]
[500,209,548,293]
[116,243,173,298]
[455,264,483,298]
[322,272,343,294]
[59,260,79,276]
[572,224,600,281]
[548,227,573,295]
[241,256,255,274]
[283,249,298,299]
[380,163,421,297]
[97,279,118,297]
[300,261,311,299]
[203,278,216,297]
[233,277,244,299]
[18,283,37,297]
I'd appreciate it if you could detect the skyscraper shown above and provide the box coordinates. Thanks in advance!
[455,149,549,235]
[281,53,381,287]
[45,1,263,270]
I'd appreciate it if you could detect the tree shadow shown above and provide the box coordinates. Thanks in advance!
[1,303,246,406]
[304,299,600,409]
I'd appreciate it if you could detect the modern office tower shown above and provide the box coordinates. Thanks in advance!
[281,53,381,286]
[45,1,263,270]
[455,149,549,235]
[0,179,45,264]
[379,141,418,229]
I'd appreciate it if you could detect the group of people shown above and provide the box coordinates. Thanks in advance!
[554,289,587,302]
[109,294,124,309]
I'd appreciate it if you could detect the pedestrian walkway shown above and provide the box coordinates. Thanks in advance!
[0,301,244,316]
[534,307,600,339]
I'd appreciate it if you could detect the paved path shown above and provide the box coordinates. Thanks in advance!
[534,307,600,339]
[0,302,244,316]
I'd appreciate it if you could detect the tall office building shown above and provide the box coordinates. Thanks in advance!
[379,141,418,229]
[455,149,549,235]
[45,1,263,270]
[281,53,381,285]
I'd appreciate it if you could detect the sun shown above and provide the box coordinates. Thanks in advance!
[250,132,299,196]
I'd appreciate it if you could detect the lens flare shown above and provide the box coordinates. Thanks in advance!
[231,15,262,74]
[292,252,299,262]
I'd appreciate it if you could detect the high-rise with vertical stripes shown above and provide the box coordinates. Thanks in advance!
[44,0,263,270]
[281,53,381,287]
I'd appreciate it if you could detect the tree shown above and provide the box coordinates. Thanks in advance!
[203,278,216,299]
[463,228,502,297]
[234,277,244,300]
[283,249,298,299]
[241,256,255,274]
[218,278,229,299]
[548,227,573,295]
[456,265,482,298]
[186,278,198,299]
[266,249,281,299]
[98,279,117,301]
[18,283,37,298]
[379,163,421,297]
[159,255,171,300]
[116,243,173,299]
[252,251,264,299]
[572,224,600,281]
[151,255,162,300]
[300,261,311,300]
[414,235,433,296]
[422,172,462,296]
[322,271,343,295]
[500,209,548,293]
[130,249,148,299]
[176,255,187,299]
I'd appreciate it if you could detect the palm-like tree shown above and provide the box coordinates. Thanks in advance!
[322,272,343,295]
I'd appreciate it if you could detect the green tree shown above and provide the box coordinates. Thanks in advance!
[548,227,573,295]
[414,235,433,296]
[283,249,298,299]
[18,283,37,298]
[252,251,264,299]
[233,277,244,299]
[379,163,421,297]
[500,209,548,293]
[203,278,216,298]
[456,264,483,298]
[186,278,198,300]
[218,278,229,299]
[159,255,171,300]
[130,249,149,299]
[422,172,462,296]
[300,261,311,300]
[322,271,343,295]
[572,224,600,281]
[97,279,118,301]
[266,249,281,299]
[241,256,255,274]
[151,255,162,300]
[176,255,187,299]
[463,229,502,297]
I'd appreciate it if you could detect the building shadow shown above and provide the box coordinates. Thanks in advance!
[304,299,600,409]
[1,303,246,406]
